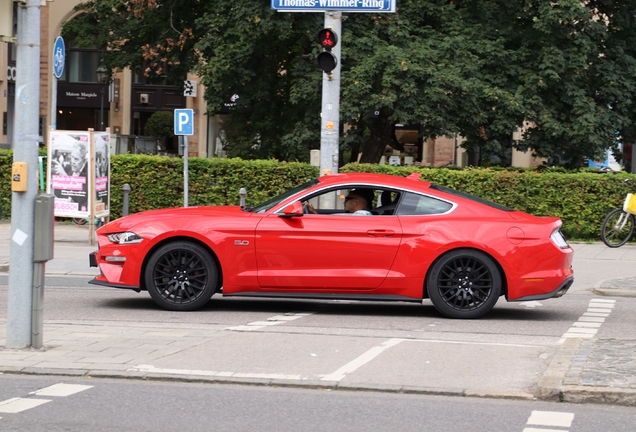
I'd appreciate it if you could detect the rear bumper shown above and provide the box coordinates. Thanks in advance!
[509,277,573,302]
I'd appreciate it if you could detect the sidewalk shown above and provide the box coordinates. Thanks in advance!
[1,222,636,405]
[0,220,98,276]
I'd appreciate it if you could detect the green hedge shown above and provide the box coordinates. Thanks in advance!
[0,150,318,220]
[1,149,633,240]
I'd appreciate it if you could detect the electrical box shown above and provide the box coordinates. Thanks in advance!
[11,162,27,192]
[34,194,55,262]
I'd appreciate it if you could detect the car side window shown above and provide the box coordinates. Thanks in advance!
[396,192,453,215]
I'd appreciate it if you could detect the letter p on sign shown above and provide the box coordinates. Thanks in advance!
[174,109,194,136]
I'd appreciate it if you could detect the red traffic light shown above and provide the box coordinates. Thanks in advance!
[317,28,338,51]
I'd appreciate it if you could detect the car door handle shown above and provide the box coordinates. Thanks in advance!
[367,229,395,237]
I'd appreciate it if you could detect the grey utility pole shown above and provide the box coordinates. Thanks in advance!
[319,11,342,178]
[318,11,342,210]
[6,0,41,348]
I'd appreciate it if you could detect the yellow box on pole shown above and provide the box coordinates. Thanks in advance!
[11,162,27,192]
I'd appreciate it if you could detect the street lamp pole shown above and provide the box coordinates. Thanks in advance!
[96,62,107,131]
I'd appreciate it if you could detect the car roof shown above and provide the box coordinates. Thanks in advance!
[316,172,430,190]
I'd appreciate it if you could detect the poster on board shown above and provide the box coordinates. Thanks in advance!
[48,131,91,217]
[93,132,111,217]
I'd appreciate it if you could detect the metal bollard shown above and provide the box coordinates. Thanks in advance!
[122,183,131,216]
[239,188,247,209]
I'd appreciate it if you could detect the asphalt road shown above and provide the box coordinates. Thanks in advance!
[1,374,636,432]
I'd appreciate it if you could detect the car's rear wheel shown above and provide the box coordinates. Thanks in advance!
[145,242,218,311]
[426,250,501,319]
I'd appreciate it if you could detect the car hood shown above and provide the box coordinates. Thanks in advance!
[98,206,247,234]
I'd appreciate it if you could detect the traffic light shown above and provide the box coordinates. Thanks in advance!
[317,28,338,73]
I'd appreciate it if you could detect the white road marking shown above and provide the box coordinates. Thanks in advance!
[30,383,93,397]
[522,301,544,308]
[587,308,612,313]
[523,429,568,432]
[578,316,605,322]
[526,410,574,427]
[564,327,598,334]
[226,311,314,331]
[560,299,615,341]
[0,398,51,414]
[571,322,602,328]
[589,301,615,307]
[322,338,404,381]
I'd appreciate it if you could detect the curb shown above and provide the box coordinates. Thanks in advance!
[592,288,636,298]
[0,366,535,401]
[535,338,582,401]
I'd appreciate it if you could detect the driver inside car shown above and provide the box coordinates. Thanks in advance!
[306,188,374,215]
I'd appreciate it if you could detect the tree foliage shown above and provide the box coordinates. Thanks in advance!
[62,0,636,166]
[144,111,174,139]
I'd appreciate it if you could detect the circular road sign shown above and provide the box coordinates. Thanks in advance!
[53,36,65,78]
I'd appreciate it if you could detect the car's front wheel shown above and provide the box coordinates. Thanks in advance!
[426,250,501,319]
[145,242,218,311]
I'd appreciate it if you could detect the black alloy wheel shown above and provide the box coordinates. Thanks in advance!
[145,242,218,311]
[427,250,501,319]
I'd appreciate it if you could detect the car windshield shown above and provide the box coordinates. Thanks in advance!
[249,179,320,213]
[430,183,513,211]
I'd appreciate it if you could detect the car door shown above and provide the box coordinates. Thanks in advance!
[254,211,403,290]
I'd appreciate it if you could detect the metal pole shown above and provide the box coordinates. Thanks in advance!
[6,0,41,348]
[319,11,342,209]
[100,87,104,131]
[183,136,189,207]
[51,76,57,130]
[122,183,130,216]
[31,262,44,348]
[319,11,341,176]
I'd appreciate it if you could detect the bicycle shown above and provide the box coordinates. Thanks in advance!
[601,179,636,247]
[72,217,105,228]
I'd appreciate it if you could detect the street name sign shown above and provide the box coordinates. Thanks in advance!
[271,0,396,12]
[174,109,194,136]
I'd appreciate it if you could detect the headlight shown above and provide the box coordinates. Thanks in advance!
[550,229,569,249]
[106,232,144,245]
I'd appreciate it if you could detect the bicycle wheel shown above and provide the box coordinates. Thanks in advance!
[601,208,635,247]
[72,217,87,226]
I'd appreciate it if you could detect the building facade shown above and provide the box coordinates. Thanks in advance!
[1,0,226,158]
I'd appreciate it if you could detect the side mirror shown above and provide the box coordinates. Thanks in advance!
[281,201,304,217]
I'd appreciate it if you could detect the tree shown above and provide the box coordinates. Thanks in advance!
[63,1,636,166]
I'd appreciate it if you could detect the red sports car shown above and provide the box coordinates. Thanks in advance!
[89,172,573,318]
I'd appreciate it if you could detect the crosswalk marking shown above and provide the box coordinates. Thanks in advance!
[30,383,93,397]
[0,398,51,414]
[523,410,574,432]
[0,382,94,419]
[226,311,314,331]
[560,299,615,341]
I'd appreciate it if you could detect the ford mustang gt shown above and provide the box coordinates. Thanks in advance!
[89,172,574,318]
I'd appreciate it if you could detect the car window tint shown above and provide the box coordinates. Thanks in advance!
[396,192,453,215]
[429,183,513,211]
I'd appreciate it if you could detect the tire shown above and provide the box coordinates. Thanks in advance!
[426,250,502,319]
[601,208,635,248]
[144,242,218,311]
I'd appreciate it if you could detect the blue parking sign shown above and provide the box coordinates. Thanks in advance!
[174,109,194,136]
